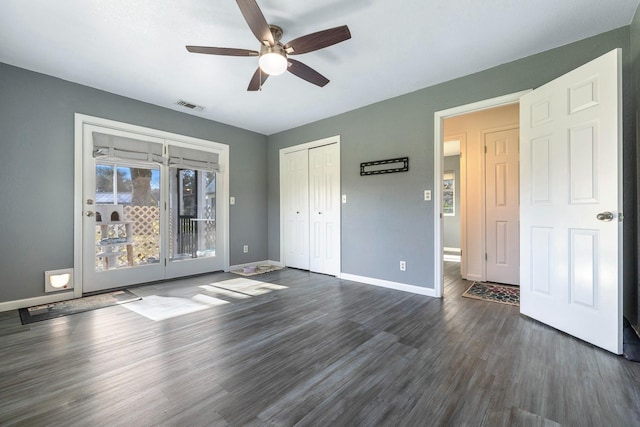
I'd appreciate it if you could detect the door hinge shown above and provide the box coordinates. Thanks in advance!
[484,146,487,154]
[485,252,488,261]
[619,212,624,222]
[164,259,167,266]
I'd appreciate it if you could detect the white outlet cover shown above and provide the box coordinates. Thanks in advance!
[424,190,431,201]
[342,194,347,203]
[230,196,235,205]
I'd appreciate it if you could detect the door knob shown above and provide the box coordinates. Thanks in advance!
[596,211,614,222]
[86,211,95,217]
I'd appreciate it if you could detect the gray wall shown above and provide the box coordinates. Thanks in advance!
[0,63,268,303]
[443,155,460,249]
[267,27,635,290]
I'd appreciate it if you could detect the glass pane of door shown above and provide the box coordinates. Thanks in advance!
[83,125,166,293]
[95,162,161,271]
[169,168,216,261]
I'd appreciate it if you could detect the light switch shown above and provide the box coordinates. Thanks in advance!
[424,190,431,201]
[230,196,235,205]
[342,194,347,203]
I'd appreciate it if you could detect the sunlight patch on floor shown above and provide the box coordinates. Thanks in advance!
[123,278,288,321]
[123,294,228,321]
[200,278,288,297]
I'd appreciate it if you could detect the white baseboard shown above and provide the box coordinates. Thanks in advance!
[229,260,282,271]
[339,273,438,297]
[268,260,284,268]
[0,291,75,313]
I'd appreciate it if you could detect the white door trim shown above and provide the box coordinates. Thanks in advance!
[433,91,530,297]
[279,135,341,272]
[74,114,230,295]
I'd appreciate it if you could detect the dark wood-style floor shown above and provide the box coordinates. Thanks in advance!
[1,262,640,426]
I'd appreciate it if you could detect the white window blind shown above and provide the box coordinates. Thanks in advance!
[168,145,219,172]
[93,132,163,164]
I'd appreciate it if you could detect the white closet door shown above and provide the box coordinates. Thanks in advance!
[283,150,310,269]
[309,144,340,275]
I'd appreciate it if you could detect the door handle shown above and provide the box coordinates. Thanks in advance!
[86,211,95,217]
[596,211,614,222]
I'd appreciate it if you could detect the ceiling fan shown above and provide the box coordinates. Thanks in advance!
[186,0,351,91]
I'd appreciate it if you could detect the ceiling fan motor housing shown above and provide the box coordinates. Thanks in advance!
[268,25,284,44]
[259,26,288,75]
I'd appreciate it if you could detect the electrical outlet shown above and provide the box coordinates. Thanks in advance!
[243,245,248,253]
[400,261,406,271]
[342,194,347,203]
[230,196,235,205]
[424,190,431,201]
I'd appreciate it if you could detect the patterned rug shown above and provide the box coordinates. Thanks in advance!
[462,281,520,306]
[231,265,283,276]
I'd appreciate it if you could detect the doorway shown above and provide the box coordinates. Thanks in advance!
[441,104,521,287]
[75,114,229,294]
[433,91,529,297]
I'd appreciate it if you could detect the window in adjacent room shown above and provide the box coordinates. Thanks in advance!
[443,170,455,216]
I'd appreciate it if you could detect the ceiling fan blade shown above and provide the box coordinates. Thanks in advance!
[284,25,351,55]
[186,46,258,56]
[236,0,274,46]
[287,59,329,87]
[247,67,269,91]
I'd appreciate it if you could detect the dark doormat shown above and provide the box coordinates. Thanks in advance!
[462,281,520,306]
[623,318,640,362]
[19,289,141,324]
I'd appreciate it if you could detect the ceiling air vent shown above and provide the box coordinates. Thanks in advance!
[176,100,204,112]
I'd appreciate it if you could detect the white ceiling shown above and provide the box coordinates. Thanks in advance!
[1,1,638,135]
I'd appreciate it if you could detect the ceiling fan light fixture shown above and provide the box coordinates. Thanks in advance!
[185,2,351,90]
[259,50,287,76]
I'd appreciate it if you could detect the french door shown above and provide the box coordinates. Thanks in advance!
[78,117,228,293]
[165,143,224,279]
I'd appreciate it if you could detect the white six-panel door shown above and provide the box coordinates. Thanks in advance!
[283,149,310,270]
[309,144,340,275]
[520,49,622,354]
[485,128,520,285]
